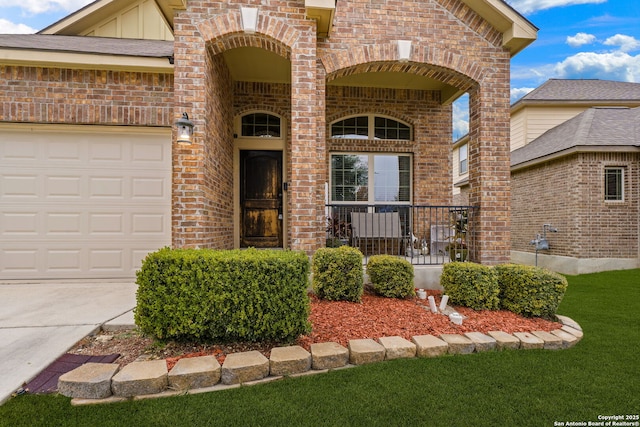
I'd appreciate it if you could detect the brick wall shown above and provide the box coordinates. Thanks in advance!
[169,0,513,259]
[0,66,173,125]
[512,152,639,259]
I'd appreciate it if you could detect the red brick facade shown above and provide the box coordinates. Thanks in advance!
[0,66,173,126]
[512,152,640,259]
[171,0,513,263]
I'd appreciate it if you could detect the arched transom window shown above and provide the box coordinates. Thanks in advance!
[330,114,411,140]
[241,112,282,138]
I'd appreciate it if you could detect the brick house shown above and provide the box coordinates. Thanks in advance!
[454,79,640,274]
[0,0,536,281]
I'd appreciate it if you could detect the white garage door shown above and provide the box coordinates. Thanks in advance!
[0,126,172,281]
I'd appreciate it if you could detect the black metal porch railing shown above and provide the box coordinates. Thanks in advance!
[325,204,477,265]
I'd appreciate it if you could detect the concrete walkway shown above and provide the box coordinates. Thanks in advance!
[0,282,137,404]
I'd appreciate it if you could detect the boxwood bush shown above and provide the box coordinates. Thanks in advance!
[494,263,568,318]
[135,247,311,342]
[440,262,500,310]
[366,255,415,299]
[312,246,363,302]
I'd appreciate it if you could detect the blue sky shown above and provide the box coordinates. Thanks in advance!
[1,0,639,138]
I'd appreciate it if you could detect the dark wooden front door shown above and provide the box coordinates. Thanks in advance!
[240,150,283,248]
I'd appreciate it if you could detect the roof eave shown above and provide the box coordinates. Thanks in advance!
[0,48,174,73]
[461,0,538,57]
[511,145,640,171]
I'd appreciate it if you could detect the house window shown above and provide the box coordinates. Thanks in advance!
[331,115,411,140]
[459,143,468,174]
[330,153,411,204]
[241,113,281,138]
[604,167,624,201]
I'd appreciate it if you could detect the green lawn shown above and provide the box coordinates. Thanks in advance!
[1,269,638,427]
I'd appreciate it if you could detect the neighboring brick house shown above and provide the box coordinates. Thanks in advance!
[455,79,640,274]
[0,0,536,281]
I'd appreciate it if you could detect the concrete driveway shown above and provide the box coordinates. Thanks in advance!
[0,282,137,404]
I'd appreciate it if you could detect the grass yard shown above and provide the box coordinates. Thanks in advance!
[1,269,638,427]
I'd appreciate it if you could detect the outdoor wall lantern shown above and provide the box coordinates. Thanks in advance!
[241,7,259,34]
[175,112,194,145]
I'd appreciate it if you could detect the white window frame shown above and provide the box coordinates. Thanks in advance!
[604,167,625,202]
[329,152,412,205]
[330,114,412,140]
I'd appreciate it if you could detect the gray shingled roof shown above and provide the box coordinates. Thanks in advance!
[0,34,174,58]
[514,79,640,105]
[511,106,640,167]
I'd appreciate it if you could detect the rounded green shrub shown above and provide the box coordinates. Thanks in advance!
[366,255,415,298]
[494,263,568,318]
[440,262,500,310]
[312,246,364,302]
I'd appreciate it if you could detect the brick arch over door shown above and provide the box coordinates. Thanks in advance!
[197,12,298,58]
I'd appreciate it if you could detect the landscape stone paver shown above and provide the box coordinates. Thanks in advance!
[512,332,545,349]
[556,315,582,331]
[168,356,221,390]
[310,342,349,370]
[58,363,119,399]
[561,325,584,339]
[550,329,579,348]
[221,350,269,385]
[269,345,312,376]
[439,334,475,354]
[56,315,585,405]
[464,332,497,352]
[531,330,564,350]
[348,339,386,365]
[412,334,449,357]
[486,331,520,350]
[111,360,168,397]
[378,336,417,360]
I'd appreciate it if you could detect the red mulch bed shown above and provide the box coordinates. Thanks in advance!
[165,290,561,370]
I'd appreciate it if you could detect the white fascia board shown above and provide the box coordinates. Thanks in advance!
[0,48,174,73]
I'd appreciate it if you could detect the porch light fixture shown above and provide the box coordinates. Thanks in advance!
[175,112,194,145]
[397,40,412,62]
[240,7,259,34]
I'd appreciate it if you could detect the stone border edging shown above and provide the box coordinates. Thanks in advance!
[60,315,583,405]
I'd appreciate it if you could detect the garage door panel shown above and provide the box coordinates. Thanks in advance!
[0,127,171,281]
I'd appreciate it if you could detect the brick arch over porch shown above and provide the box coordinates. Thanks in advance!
[322,44,483,93]
[321,44,512,265]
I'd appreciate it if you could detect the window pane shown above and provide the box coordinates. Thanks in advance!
[331,154,368,202]
[241,113,281,137]
[604,168,623,201]
[331,116,369,138]
[374,117,410,140]
[459,144,468,174]
[373,155,410,202]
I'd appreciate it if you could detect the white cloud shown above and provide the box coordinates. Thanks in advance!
[506,0,606,15]
[452,96,469,140]
[0,18,37,34]
[510,87,535,103]
[554,51,640,82]
[0,0,92,15]
[566,32,597,48]
[603,34,640,53]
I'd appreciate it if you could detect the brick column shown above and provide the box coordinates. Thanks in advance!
[467,75,511,265]
[289,42,321,254]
